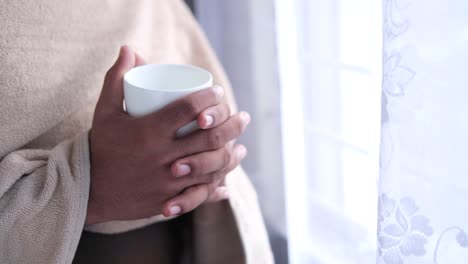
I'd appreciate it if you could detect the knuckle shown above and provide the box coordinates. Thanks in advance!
[187,189,205,209]
[167,182,183,195]
[208,87,221,102]
[198,173,214,185]
[166,98,200,123]
[207,173,217,183]
[184,97,202,116]
[204,130,225,149]
[104,68,115,83]
[223,120,242,140]
[221,103,231,117]
[165,104,189,124]
[211,173,223,184]
[159,154,176,167]
[222,147,231,168]
[235,117,244,135]
[137,128,159,152]
[224,155,236,172]
[193,157,205,175]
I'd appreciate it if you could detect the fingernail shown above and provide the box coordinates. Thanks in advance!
[169,205,182,216]
[213,86,224,97]
[175,164,191,177]
[204,114,214,128]
[240,112,251,125]
[237,145,247,159]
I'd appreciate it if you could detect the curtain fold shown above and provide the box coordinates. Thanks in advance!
[378,0,468,263]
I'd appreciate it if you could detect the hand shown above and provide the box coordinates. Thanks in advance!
[87,46,249,224]
[162,135,248,217]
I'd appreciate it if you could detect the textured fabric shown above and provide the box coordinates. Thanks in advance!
[378,0,468,263]
[0,133,90,263]
[0,0,273,263]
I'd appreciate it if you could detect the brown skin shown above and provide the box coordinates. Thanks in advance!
[86,46,249,224]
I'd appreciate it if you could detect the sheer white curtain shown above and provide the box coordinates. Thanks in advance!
[197,0,381,263]
[196,0,468,263]
[276,0,382,263]
[378,0,468,263]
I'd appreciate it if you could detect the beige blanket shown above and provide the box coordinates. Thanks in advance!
[0,0,273,263]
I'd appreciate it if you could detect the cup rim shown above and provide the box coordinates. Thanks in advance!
[123,63,213,92]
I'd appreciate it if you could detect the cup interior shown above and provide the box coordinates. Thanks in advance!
[124,64,212,91]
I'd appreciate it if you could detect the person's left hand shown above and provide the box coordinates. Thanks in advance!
[120,61,248,217]
[159,92,249,216]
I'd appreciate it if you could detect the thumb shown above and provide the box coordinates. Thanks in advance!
[98,45,137,112]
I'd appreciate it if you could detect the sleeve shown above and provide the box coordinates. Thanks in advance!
[0,132,91,264]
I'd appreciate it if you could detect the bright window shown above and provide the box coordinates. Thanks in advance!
[276,0,382,263]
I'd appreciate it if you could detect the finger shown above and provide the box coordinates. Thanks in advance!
[98,45,136,112]
[171,112,250,159]
[170,144,245,195]
[171,168,219,193]
[197,102,231,129]
[206,186,230,203]
[162,184,211,217]
[224,144,247,173]
[135,51,147,67]
[166,145,246,212]
[144,86,224,135]
[171,146,232,178]
[204,144,246,203]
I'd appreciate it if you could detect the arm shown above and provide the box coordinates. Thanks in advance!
[0,46,249,263]
[0,133,90,264]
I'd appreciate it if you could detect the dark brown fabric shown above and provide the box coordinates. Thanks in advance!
[73,213,193,264]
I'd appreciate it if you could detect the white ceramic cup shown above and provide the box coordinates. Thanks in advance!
[123,64,213,137]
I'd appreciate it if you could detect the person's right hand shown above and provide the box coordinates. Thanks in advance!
[86,46,249,225]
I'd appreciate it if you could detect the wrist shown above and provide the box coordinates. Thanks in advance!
[85,189,110,225]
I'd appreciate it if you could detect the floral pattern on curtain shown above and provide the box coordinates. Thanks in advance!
[378,0,468,263]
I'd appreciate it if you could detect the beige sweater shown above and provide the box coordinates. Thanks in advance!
[0,0,273,263]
